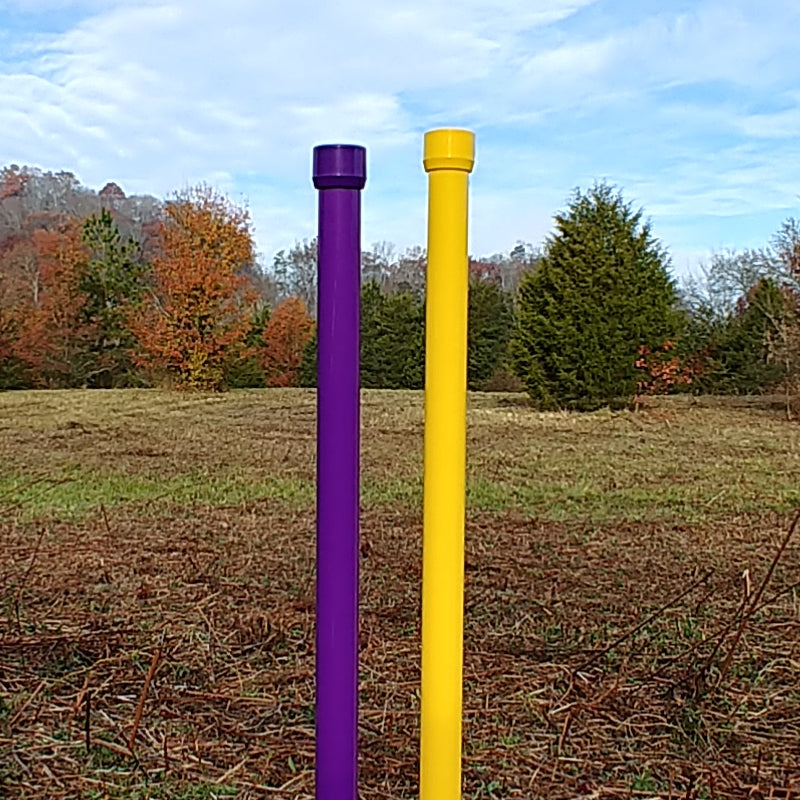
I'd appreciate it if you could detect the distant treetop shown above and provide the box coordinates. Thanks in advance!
[99,182,126,202]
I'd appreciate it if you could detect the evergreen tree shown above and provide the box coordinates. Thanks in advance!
[468,278,514,390]
[693,277,793,394]
[298,329,317,388]
[511,183,680,409]
[377,291,425,388]
[360,280,387,388]
[80,209,147,386]
[225,305,270,388]
[297,282,425,390]
[361,282,424,389]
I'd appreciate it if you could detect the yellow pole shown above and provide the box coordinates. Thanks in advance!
[420,128,475,800]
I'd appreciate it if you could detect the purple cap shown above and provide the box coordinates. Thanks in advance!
[313,144,367,190]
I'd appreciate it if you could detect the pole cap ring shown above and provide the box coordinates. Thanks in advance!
[423,129,475,173]
[313,144,367,189]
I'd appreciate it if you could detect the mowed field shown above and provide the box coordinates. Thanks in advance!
[2,389,800,799]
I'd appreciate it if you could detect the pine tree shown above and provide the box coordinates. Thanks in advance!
[298,329,317,388]
[468,278,514,390]
[371,290,425,389]
[80,209,147,387]
[225,305,270,388]
[359,281,425,389]
[511,183,680,409]
[360,280,387,389]
[696,277,793,394]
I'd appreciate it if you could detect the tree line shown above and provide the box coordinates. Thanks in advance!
[1,164,799,408]
[0,166,524,393]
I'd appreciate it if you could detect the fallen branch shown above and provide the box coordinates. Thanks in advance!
[716,509,800,689]
[128,641,163,753]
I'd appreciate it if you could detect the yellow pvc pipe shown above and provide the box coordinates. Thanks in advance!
[420,128,475,800]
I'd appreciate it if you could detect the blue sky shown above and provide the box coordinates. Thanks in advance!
[1,0,799,278]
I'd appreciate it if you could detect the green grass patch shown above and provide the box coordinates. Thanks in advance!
[0,468,314,521]
[2,389,800,523]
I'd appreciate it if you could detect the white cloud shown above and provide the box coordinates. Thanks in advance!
[735,101,800,139]
[1,0,799,268]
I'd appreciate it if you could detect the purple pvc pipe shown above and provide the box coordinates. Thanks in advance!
[312,144,366,800]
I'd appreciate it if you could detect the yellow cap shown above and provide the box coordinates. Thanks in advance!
[423,128,475,173]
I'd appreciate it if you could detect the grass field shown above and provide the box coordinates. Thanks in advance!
[2,389,800,798]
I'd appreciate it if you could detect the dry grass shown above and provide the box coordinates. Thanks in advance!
[3,507,800,798]
[1,389,800,798]
[2,389,800,522]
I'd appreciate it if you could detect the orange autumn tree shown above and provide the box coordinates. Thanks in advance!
[0,246,23,386]
[634,340,700,400]
[0,239,27,371]
[13,222,97,386]
[129,185,257,390]
[261,296,314,386]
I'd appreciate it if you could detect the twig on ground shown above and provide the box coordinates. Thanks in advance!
[128,640,164,753]
[716,510,800,690]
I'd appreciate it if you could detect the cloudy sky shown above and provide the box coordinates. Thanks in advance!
[2,0,799,276]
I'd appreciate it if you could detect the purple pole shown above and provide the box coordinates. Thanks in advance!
[312,144,366,800]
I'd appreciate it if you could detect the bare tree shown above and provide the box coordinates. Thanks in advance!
[362,241,396,288]
[391,246,426,297]
[1,165,164,255]
[271,238,318,317]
